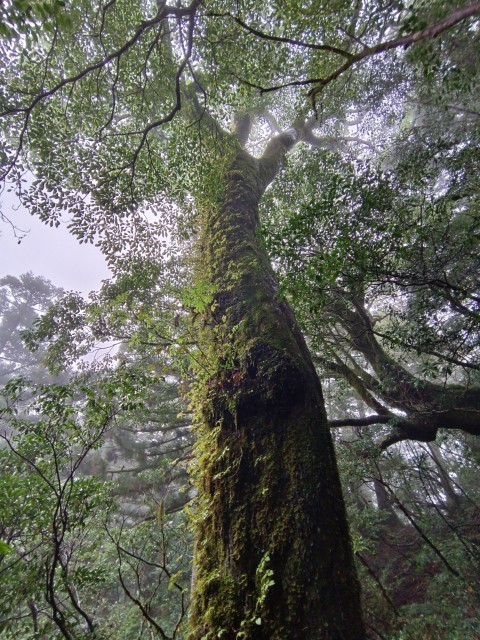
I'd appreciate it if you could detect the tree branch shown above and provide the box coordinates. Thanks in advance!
[234,2,480,111]
[207,12,353,59]
[329,414,394,428]
[0,0,201,183]
[320,357,390,416]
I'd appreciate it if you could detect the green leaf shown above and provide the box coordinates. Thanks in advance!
[0,540,12,556]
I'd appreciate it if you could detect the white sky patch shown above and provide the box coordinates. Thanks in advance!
[0,190,111,295]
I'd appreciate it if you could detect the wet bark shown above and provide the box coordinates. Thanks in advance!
[326,296,480,444]
[189,141,365,639]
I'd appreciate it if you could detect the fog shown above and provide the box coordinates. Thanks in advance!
[0,192,110,295]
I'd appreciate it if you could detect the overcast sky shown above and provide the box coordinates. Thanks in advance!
[1,192,111,296]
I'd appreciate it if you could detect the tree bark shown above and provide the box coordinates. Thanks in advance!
[189,139,365,639]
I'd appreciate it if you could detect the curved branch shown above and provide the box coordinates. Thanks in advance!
[328,414,438,450]
[233,113,253,146]
[207,12,353,59]
[303,129,378,153]
[320,357,390,416]
[329,414,394,428]
[257,127,301,188]
[1,0,201,182]
[371,326,480,372]
[308,1,480,105]
[116,565,170,639]
[236,2,480,108]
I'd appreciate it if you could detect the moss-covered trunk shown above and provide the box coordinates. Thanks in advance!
[189,143,365,639]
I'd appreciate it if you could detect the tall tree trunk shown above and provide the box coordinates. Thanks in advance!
[189,138,365,639]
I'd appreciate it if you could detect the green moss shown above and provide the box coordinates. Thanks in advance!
[187,147,364,639]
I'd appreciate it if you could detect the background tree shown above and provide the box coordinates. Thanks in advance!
[0,274,67,385]
[0,273,193,639]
